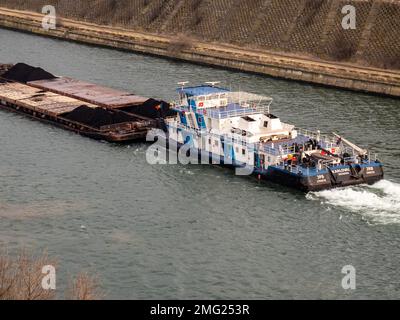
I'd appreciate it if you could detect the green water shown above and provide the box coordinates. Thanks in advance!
[0,28,400,299]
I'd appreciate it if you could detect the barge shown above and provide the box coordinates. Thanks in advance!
[27,76,174,123]
[164,84,384,191]
[0,63,172,142]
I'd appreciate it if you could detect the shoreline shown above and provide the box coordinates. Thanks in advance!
[1,7,399,98]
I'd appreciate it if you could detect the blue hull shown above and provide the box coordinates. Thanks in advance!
[167,139,384,192]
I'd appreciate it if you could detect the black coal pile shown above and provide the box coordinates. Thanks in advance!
[62,105,138,128]
[120,99,176,119]
[2,63,56,83]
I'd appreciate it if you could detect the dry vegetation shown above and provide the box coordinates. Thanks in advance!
[167,34,193,54]
[301,0,325,27]
[0,249,56,300]
[66,272,104,300]
[0,248,103,300]
[330,36,357,61]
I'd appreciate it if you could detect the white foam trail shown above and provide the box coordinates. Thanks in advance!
[306,180,400,225]
[367,179,400,197]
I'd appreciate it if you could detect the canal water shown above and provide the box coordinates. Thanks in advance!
[0,28,400,299]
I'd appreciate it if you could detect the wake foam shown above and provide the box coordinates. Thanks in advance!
[306,180,400,225]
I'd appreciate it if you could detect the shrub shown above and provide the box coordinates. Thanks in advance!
[0,248,103,300]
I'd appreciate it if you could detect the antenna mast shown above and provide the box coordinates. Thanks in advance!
[205,81,220,87]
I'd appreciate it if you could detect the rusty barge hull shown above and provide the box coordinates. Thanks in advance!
[0,63,168,143]
[28,77,149,109]
[27,77,174,121]
[0,98,148,142]
[0,80,152,142]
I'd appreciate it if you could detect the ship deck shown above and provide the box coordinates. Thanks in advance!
[0,81,98,116]
[0,80,154,142]
[28,77,149,108]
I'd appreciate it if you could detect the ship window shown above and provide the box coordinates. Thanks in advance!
[209,138,211,144]
[264,121,269,128]
[242,149,246,155]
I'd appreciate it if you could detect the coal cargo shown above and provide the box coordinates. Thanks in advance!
[61,105,139,128]
[2,63,56,83]
[0,62,169,142]
[0,76,155,143]
[28,74,175,122]
[120,99,176,119]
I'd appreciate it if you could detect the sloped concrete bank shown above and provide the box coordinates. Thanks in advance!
[1,7,399,97]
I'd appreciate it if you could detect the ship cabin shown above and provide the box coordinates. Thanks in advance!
[173,84,296,143]
[169,84,302,166]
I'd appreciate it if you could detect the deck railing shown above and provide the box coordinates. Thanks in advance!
[207,105,270,119]
[168,122,380,166]
[295,128,380,162]
[171,102,271,119]
[168,122,253,146]
[295,127,337,145]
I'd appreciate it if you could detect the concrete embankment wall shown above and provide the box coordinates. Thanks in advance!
[0,2,399,97]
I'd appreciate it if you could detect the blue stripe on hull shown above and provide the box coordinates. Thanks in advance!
[165,133,384,191]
